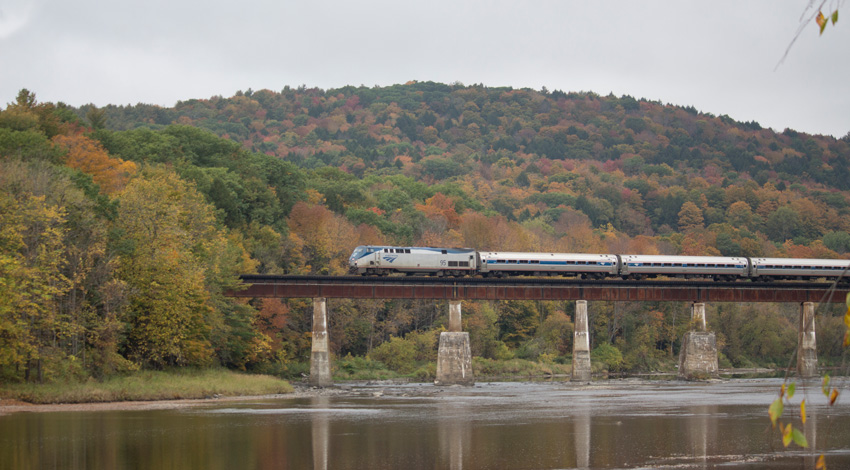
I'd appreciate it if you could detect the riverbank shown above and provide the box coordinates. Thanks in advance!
[0,366,793,415]
[0,369,293,406]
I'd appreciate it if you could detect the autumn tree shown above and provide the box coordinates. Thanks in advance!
[115,166,254,368]
[678,201,704,232]
[53,134,137,194]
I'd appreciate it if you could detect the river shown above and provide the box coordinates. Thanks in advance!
[2,378,850,469]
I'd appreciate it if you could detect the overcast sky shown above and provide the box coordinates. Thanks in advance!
[1,1,848,137]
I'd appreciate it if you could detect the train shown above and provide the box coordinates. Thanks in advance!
[348,245,850,282]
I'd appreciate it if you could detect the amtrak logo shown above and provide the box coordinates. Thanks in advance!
[382,255,398,263]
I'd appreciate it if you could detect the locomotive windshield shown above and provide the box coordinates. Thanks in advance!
[350,246,381,262]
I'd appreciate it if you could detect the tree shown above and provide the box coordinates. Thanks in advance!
[115,167,251,368]
[498,301,540,348]
[765,206,803,242]
[677,201,704,232]
[823,230,850,253]
[52,134,137,194]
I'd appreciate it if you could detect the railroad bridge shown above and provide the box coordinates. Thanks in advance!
[229,275,849,385]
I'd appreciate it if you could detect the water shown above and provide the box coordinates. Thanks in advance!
[2,379,850,469]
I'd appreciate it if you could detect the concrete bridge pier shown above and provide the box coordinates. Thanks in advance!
[797,301,818,378]
[310,298,333,387]
[572,300,592,382]
[678,302,718,380]
[435,300,474,386]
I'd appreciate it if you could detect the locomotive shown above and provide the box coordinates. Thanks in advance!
[348,245,850,282]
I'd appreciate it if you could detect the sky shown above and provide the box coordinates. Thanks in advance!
[1,1,848,137]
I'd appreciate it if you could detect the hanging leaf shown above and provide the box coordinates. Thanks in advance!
[823,374,831,397]
[830,388,839,405]
[787,382,796,399]
[791,427,809,448]
[831,10,839,25]
[817,11,828,34]
[769,398,785,427]
[844,330,850,348]
[801,399,807,424]
[816,454,826,469]
[782,423,793,447]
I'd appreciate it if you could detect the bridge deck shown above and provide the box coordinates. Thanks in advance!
[229,275,849,303]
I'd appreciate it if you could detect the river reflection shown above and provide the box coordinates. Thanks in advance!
[2,379,850,469]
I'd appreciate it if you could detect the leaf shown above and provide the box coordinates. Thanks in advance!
[817,11,828,34]
[823,374,831,397]
[769,398,784,427]
[801,399,807,424]
[844,330,850,348]
[831,10,839,25]
[830,388,839,405]
[791,427,809,448]
[787,382,796,399]
[782,423,793,447]
[844,308,850,328]
[816,454,826,469]
[846,292,850,309]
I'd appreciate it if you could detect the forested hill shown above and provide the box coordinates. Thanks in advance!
[85,81,850,256]
[2,83,850,383]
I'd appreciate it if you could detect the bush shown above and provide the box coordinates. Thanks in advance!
[591,343,624,372]
[412,363,436,381]
[369,336,417,374]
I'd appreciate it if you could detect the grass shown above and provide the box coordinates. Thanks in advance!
[471,357,571,378]
[0,369,293,404]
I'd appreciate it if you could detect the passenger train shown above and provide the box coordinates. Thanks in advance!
[348,245,850,282]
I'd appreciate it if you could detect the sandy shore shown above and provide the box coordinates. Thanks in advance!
[0,380,446,415]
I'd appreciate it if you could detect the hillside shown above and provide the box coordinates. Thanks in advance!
[1,83,849,384]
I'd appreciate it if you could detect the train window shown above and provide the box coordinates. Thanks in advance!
[531,260,539,264]
[508,260,517,264]
[567,261,575,265]
[519,260,528,264]
[405,249,411,253]
[460,261,469,267]
[442,250,447,255]
[664,263,672,267]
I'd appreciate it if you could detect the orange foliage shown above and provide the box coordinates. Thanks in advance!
[415,193,461,228]
[52,134,137,194]
[780,240,815,259]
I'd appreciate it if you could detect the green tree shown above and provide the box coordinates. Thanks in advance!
[498,301,541,349]
[823,230,850,254]
[765,206,802,242]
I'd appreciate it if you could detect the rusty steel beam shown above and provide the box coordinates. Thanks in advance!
[227,275,850,303]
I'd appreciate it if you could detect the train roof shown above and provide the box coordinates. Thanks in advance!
[620,255,748,263]
[480,252,616,258]
[753,258,850,266]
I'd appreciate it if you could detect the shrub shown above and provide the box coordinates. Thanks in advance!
[369,336,417,374]
[591,343,624,372]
